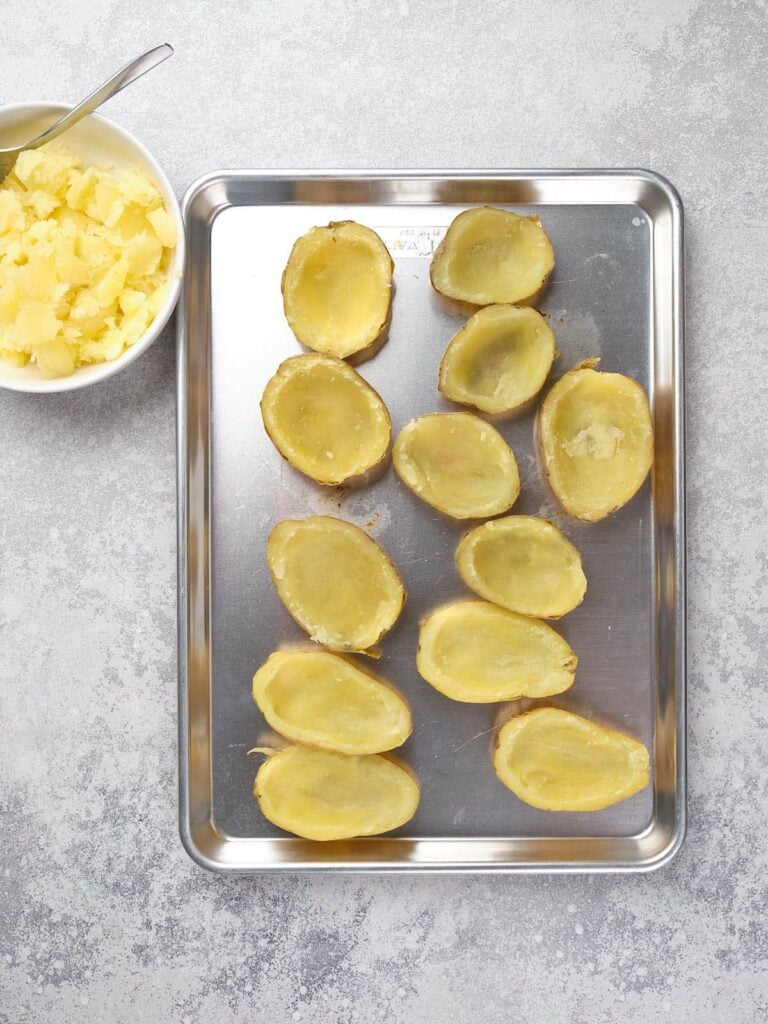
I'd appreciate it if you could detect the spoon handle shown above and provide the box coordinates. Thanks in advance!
[26,44,174,150]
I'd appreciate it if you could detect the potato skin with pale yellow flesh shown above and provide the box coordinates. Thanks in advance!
[260,354,391,486]
[254,745,420,841]
[430,207,554,306]
[538,364,654,522]
[267,516,405,653]
[417,600,577,703]
[281,221,393,359]
[439,305,555,414]
[252,649,412,754]
[393,412,520,520]
[456,515,586,619]
[493,708,650,811]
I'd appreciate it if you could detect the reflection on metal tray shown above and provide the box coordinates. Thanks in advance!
[177,171,685,873]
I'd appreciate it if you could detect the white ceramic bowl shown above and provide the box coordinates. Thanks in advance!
[0,102,184,393]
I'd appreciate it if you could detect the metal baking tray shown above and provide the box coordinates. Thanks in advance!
[178,171,685,873]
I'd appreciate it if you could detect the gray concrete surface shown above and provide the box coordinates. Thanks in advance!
[1,1,766,1021]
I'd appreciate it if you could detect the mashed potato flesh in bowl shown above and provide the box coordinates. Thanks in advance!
[0,141,176,378]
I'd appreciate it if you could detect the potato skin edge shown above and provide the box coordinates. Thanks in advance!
[260,355,392,486]
[437,305,556,417]
[535,364,654,523]
[492,708,651,811]
[253,747,420,840]
[251,650,413,754]
[281,221,394,360]
[416,599,578,703]
[453,516,587,619]
[392,413,521,521]
[429,208,554,306]
[266,516,406,654]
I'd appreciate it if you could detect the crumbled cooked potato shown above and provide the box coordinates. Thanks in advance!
[254,745,420,840]
[252,650,412,754]
[493,708,650,811]
[0,142,175,376]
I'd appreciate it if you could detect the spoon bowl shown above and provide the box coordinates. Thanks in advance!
[0,44,173,184]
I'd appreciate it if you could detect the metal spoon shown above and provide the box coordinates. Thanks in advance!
[0,44,173,183]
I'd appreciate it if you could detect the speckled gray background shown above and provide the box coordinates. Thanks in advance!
[1,1,766,1021]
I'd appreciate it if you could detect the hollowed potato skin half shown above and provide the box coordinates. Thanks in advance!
[267,516,405,652]
[538,365,654,522]
[430,207,555,306]
[417,600,577,703]
[455,515,586,619]
[261,354,391,485]
[254,745,420,841]
[393,412,520,520]
[493,708,650,811]
[252,650,412,754]
[439,305,555,414]
[281,221,393,359]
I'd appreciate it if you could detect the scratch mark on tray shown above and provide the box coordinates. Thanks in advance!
[452,726,497,753]
[398,553,441,567]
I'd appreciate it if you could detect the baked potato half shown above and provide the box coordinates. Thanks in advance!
[417,600,577,703]
[430,207,554,306]
[393,412,520,520]
[493,707,650,811]
[252,649,412,754]
[261,354,391,485]
[455,515,586,619]
[439,305,555,414]
[282,221,393,359]
[267,516,405,653]
[254,745,420,841]
[538,363,654,522]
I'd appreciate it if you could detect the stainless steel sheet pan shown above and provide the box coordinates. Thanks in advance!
[178,171,685,872]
